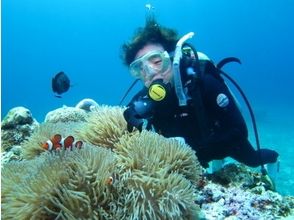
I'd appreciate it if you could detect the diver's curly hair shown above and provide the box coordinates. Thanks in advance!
[121,17,179,66]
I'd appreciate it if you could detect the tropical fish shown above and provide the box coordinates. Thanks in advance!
[105,173,119,186]
[106,176,114,185]
[42,134,62,150]
[42,134,83,151]
[52,71,71,98]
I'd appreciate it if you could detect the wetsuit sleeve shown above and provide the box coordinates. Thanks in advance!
[201,74,248,146]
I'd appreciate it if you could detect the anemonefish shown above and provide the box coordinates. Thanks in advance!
[42,134,83,151]
[106,173,119,186]
[106,176,115,185]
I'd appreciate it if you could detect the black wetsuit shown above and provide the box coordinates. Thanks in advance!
[124,62,279,168]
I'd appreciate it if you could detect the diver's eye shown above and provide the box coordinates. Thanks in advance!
[149,57,163,67]
[154,59,162,66]
[154,57,162,63]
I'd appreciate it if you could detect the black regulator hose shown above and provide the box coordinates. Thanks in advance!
[219,70,267,175]
[188,43,267,174]
[187,42,266,174]
[119,79,140,106]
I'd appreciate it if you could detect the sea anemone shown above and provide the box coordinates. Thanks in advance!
[3,112,204,219]
[114,130,202,184]
[44,106,88,123]
[22,121,83,160]
[111,130,203,219]
[77,105,129,149]
[116,171,201,220]
[2,145,117,219]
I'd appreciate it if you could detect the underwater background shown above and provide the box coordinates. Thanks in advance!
[2,0,294,195]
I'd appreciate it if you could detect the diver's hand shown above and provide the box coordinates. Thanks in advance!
[123,107,144,132]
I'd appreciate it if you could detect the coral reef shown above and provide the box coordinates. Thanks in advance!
[2,105,294,219]
[78,105,129,149]
[208,163,257,187]
[1,145,22,167]
[2,106,36,129]
[196,163,294,219]
[1,106,39,151]
[197,181,293,219]
[2,104,203,219]
[45,106,88,123]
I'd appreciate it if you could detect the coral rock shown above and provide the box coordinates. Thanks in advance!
[1,107,39,151]
[2,106,34,128]
[197,163,294,219]
[45,106,88,123]
[1,145,22,166]
[75,98,99,112]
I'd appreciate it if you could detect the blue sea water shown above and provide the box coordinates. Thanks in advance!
[2,0,294,195]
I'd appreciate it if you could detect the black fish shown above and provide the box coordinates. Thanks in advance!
[52,71,70,98]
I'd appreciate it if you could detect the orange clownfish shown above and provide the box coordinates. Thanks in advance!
[106,176,114,185]
[42,134,83,151]
[106,173,119,186]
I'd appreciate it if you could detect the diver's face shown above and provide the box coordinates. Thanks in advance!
[132,44,172,87]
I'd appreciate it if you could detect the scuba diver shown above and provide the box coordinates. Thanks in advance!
[120,17,279,186]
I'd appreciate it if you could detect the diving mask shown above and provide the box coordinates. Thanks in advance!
[129,50,171,79]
